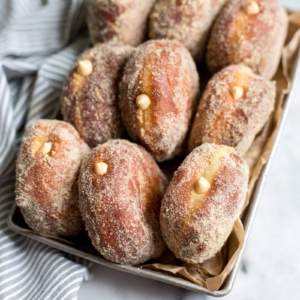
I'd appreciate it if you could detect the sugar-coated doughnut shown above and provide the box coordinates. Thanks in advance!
[149,0,227,62]
[206,0,288,79]
[61,42,134,148]
[188,64,276,155]
[87,0,156,46]
[160,143,249,263]
[16,119,90,236]
[119,39,200,162]
[78,139,167,265]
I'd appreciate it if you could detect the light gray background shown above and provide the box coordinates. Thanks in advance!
[78,1,300,299]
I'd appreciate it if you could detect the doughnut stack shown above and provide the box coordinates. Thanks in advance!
[15,0,287,266]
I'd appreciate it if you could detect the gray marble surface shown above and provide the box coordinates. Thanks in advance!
[78,1,300,299]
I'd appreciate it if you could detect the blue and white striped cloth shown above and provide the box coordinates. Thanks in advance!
[0,1,93,299]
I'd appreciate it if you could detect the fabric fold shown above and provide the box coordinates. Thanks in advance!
[0,1,92,299]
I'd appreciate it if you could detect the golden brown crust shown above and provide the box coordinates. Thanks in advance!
[149,0,228,62]
[78,139,167,265]
[160,143,249,263]
[119,39,200,162]
[188,64,276,155]
[15,119,90,236]
[61,42,134,148]
[206,0,288,79]
[87,0,156,46]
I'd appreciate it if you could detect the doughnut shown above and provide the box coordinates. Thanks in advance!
[15,119,90,236]
[87,0,155,46]
[206,0,288,79]
[61,42,134,148]
[78,139,167,265]
[149,0,227,62]
[188,64,276,155]
[160,143,249,264]
[119,39,200,162]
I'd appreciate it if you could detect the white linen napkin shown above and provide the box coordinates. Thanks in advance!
[0,1,93,299]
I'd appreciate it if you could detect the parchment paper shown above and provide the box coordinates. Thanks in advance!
[142,11,300,291]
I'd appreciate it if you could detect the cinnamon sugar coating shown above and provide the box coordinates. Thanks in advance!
[15,120,90,236]
[149,0,228,62]
[188,65,276,155]
[119,39,200,162]
[206,0,288,79]
[160,143,249,263]
[78,139,167,265]
[87,0,156,46]
[61,42,134,148]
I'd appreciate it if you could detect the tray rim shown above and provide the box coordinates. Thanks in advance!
[7,48,300,298]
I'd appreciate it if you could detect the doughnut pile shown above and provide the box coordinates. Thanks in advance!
[15,0,287,267]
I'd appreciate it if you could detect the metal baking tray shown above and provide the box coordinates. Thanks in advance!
[7,49,300,297]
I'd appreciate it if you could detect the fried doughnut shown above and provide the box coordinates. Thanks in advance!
[188,64,276,155]
[149,0,228,62]
[61,42,134,148]
[160,143,249,263]
[87,0,155,46]
[119,39,200,162]
[206,0,288,79]
[78,139,167,265]
[15,119,90,236]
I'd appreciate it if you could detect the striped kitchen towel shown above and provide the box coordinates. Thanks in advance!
[0,1,93,299]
